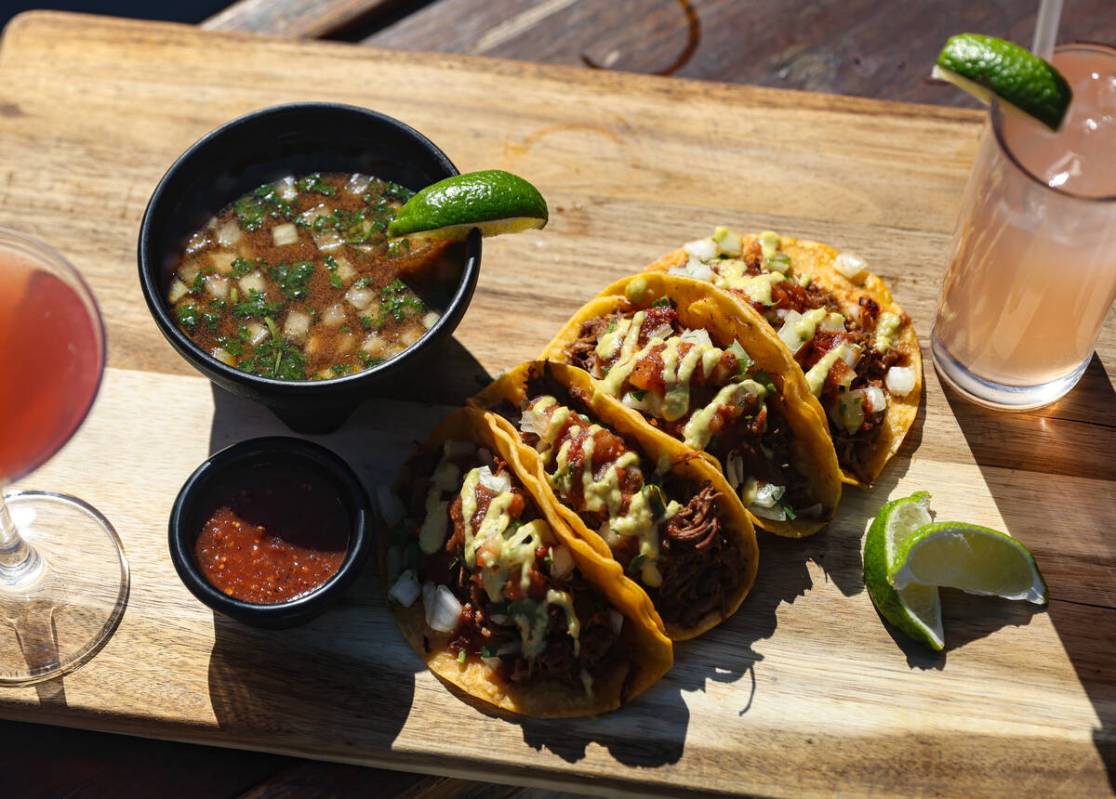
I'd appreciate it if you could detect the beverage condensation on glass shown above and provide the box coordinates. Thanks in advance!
[932,43,1116,410]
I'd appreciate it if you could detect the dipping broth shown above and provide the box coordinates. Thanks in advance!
[166,172,462,380]
[194,463,350,604]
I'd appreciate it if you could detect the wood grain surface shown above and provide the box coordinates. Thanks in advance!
[0,11,1113,798]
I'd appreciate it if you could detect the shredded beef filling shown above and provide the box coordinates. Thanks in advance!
[653,483,743,629]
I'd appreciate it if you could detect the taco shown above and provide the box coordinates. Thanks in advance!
[539,273,843,537]
[643,228,922,485]
[472,361,760,640]
[383,407,672,718]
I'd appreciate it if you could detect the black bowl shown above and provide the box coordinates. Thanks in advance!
[169,436,372,628]
[138,103,482,433]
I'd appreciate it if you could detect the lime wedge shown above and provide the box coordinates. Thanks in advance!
[933,33,1072,129]
[387,169,548,241]
[892,522,1048,604]
[863,492,944,651]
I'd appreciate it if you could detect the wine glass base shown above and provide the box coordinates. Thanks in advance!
[0,491,129,686]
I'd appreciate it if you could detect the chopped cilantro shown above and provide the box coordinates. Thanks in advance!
[359,315,373,330]
[457,649,466,664]
[751,369,777,395]
[358,352,383,368]
[386,238,411,258]
[376,278,424,326]
[201,310,221,332]
[383,181,415,202]
[239,337,306,380]
[230,257,256,277]
[216,336,245,357]
[630,388,647,401]
[295,173,336,196]
[231,289,285,319]
[270,260,314,300]
[627,553,646,575]
[651,296,673,308]
[782,504,798,520]
[175,303,199,330]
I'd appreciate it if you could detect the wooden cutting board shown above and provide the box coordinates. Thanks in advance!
[1,12,1114,798]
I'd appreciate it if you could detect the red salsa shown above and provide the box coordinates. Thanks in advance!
[194,465,349,604]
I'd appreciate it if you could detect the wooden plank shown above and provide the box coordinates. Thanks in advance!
[0,12,1113,798]
[202,0,405,38]
[365,0,1116,105]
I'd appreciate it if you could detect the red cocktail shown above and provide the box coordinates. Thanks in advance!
[0,228,129,686]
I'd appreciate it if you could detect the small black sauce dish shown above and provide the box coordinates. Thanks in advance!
[169,437,372,629]
[138,103,482,433]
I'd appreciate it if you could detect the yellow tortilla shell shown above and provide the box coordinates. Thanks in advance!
[388,407,672,718]
[537,272,843,537]
[645,234,922,486]
[472,361,760,641]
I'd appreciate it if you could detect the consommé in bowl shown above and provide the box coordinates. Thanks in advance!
[138,103,481,433]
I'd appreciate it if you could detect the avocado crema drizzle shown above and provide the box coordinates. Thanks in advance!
[417,446,582,663]
[586,308,809,522]
[521,396,682,587]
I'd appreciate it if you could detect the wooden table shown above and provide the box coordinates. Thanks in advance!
[3,3,1116,798]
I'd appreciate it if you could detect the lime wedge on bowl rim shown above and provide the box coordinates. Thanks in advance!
[933,33,1073,130]
[387,169,548,241]
[863,491,945,651]
[892,521,1048,604]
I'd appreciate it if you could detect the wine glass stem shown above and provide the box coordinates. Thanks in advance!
[0,489,40,585]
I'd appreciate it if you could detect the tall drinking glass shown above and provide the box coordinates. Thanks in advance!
[0,227,129,685]
[932,43,1116,410]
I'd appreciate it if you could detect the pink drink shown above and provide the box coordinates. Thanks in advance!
[932,44,1116,410]
[0,252,103,481]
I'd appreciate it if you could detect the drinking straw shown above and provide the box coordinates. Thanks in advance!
[1032,0,1063,61]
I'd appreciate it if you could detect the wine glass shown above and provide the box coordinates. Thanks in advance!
[0,227,129,686]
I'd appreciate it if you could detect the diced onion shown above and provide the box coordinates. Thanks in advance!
[345,285,376,310]
[751,504,788,522]
[210,346,236,367]
[361,333,387,357]
[167,279,188,304]
[178,262,200,285]
[274,176,297,201]
[423,583,463,633]
[299,203,332,225]
[647,323,673,340]
[683,238,717,261]
[333,256,357,283]
[283,310,312,343]
[777,310,805,353]
[477,465,511,495]
[313,228,344,252]
[215,221,241,248]
[840,343,861,368]
[421,311,440,330]
[550,545,574,578]
[712,227,743,256]
[345,173,373,195]
[833,252,868,283]
[271,223,299,246]
[679,328,713,347]
[210,252,237,275]
[238,271,267,295]
[377,486,405,527]
[685,258,715,281]
[444,441,476,459]
[864,385,888,414]
[204,276,229,300]
[520,406,548,436]
[885,366,917,396]
[398,326,424,347]
[321,303,347,327]
[388,570,420,608]
[608,609,625,635]
[751,481,785,508]
[245,321,268,346]
[819,313,846,333]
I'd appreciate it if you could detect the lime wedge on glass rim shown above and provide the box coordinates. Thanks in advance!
[387,169,548,241]
[863,492,945,651]
[932,33,1073,130]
